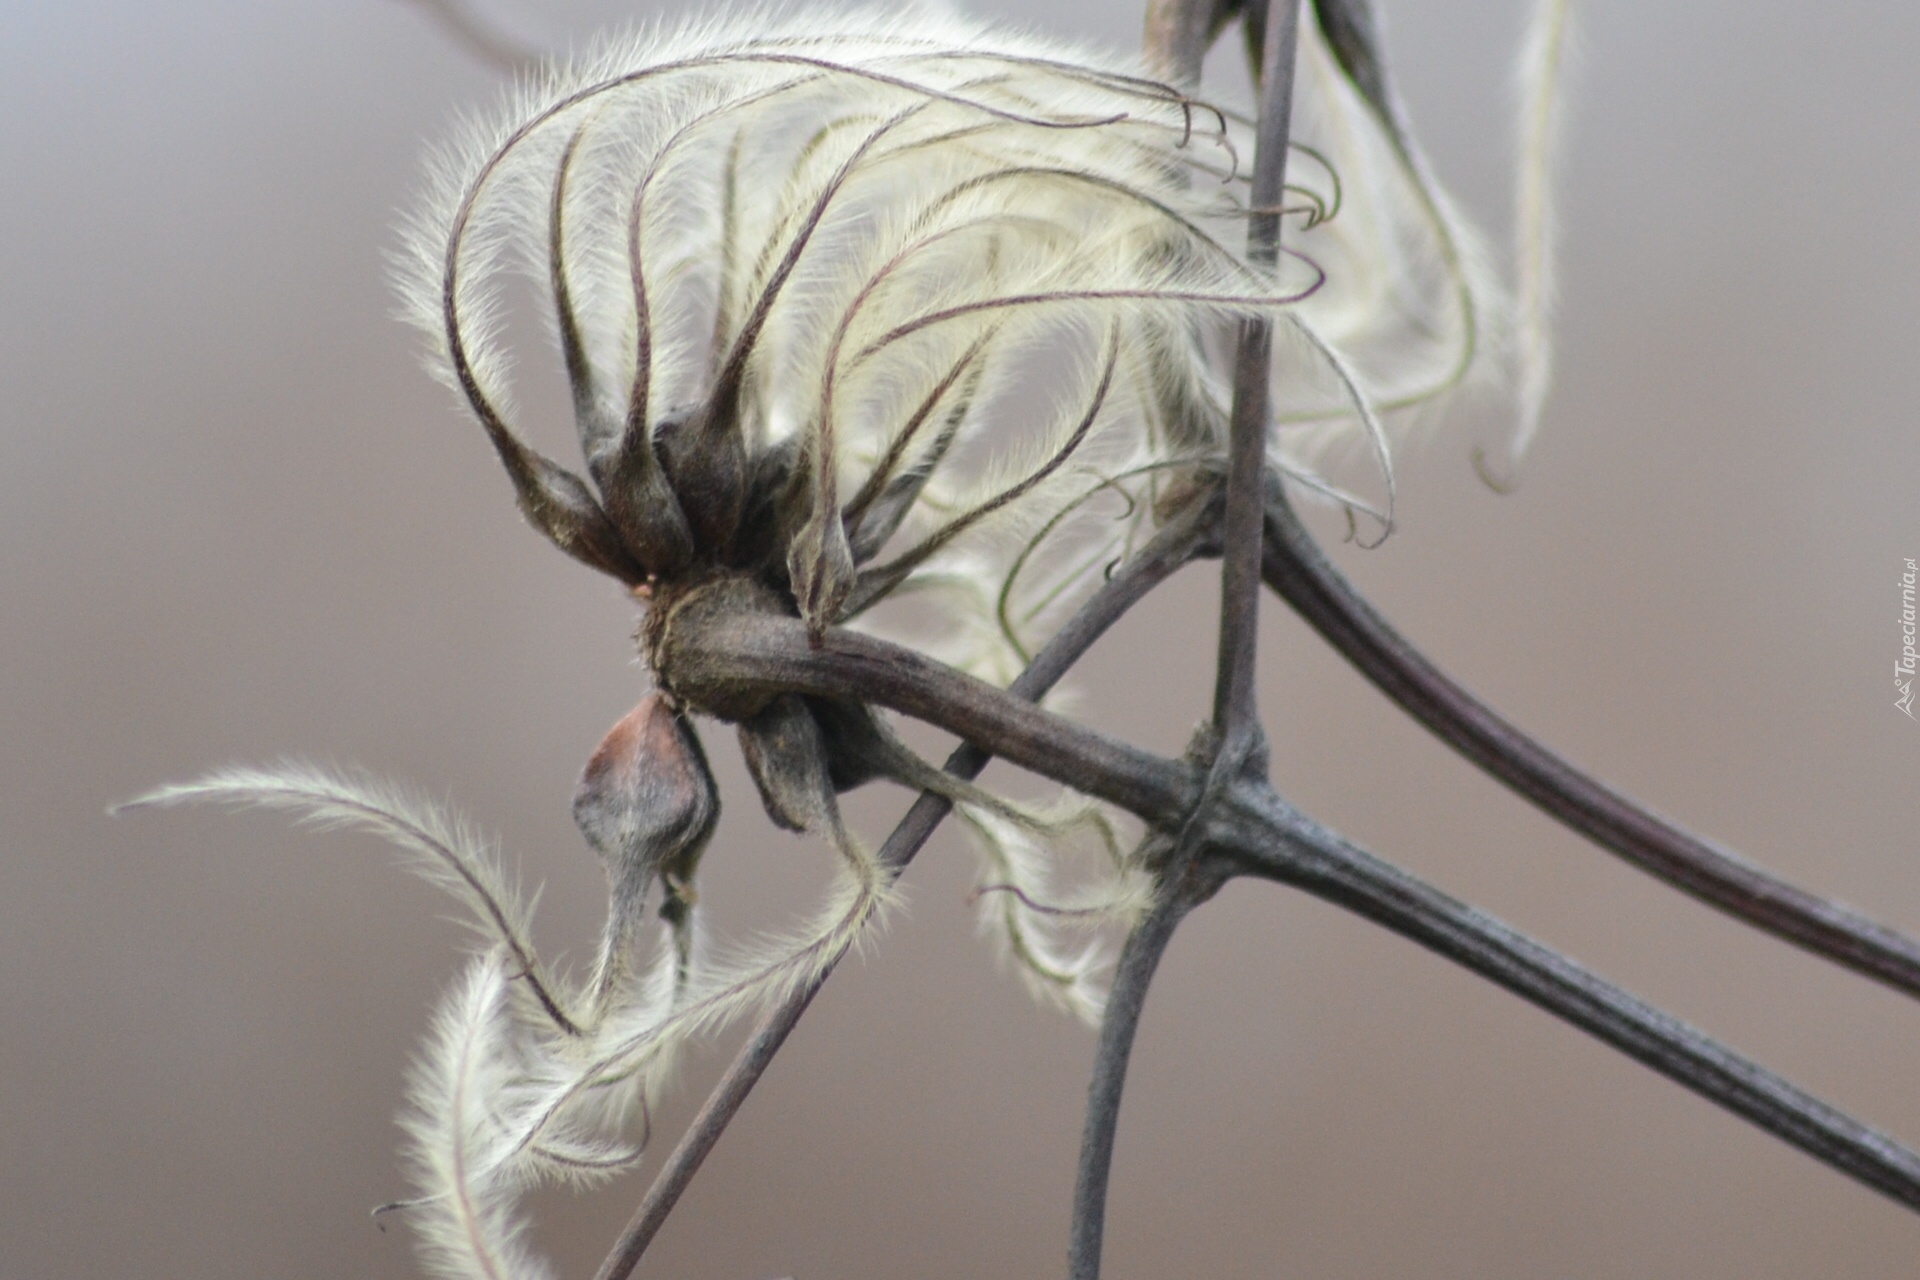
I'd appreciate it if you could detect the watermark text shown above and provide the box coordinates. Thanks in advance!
[1899,558,1917,717]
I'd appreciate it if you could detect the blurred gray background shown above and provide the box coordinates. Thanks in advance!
[6,0,1920,1276]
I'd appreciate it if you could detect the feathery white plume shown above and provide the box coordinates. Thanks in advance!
[1508,0,1578,472]
[122,763,583,1035]
[392,2,1502,651]
[403,953,557,1280]
[124,759,893,1278]
[960,802,1152,1024]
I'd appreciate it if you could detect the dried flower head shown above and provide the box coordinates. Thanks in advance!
[391,2,1489,651]
[139,8,1512,1279]
[384,0,1496,1041]
[125,5,1920,1270]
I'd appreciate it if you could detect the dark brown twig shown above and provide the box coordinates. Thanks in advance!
[590,497,1221,1280]
[1068,6,1301,1272]
[1221,786,1920,1211]
[1260,480,1920,1000]
[659,614,1193,823]
[660,602,1920,1214]
[1142,0,1244,86]
[398,0,542,75]
[1067,885,1199,1280]
[1212,0,1299,763]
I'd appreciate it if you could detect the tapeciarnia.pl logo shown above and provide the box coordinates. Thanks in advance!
[1899,559,1917,718]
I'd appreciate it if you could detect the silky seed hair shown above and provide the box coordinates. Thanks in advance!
[1509,0,1577,472]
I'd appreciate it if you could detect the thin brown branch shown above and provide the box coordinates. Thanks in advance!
[1142,0,1243,87]
[1304,0,1408,158]
[398,0,542,76]
[1067,880,1199,1280]
[1260,478,1920,1001]
[1212,0,1300,762]
[1218,784,1920,1212]
[588,981,823,1280]
[592,498,1222,1280]
[655,607,1194,824]
[1066,7,1302,1274]
[659,592,1920,1214]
